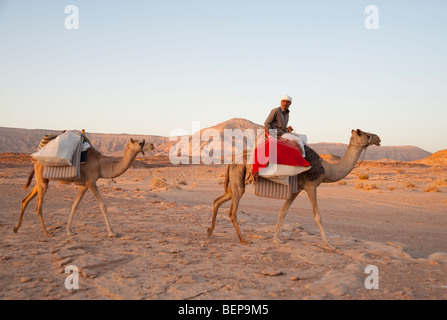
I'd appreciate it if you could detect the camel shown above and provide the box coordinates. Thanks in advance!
[14,138,154,237]
[208,129,381,249]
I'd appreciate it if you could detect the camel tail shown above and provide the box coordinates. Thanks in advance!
[223,165,230,193]
[24,169,34,189]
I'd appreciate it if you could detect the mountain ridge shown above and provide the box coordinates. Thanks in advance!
[0,119,433,162]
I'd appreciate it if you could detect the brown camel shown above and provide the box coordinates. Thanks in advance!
[208,129,381,248]
[14,138,154,237]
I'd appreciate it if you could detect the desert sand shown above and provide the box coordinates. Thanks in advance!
[0,153,446,300]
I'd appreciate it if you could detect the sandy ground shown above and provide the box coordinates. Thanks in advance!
[0,154,446,300]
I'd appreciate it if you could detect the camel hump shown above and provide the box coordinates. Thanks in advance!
[38,134,59,150]
[303,145,325,181]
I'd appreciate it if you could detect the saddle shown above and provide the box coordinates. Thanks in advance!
[34,130,92,180]
[249,141,326,199]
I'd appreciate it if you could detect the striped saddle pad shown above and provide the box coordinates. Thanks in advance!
[253,145,325,199]
[42,140,82,180]
[254,175,299,200]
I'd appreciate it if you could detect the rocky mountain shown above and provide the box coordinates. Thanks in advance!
[0,127,172,156]
[308,143,432,162]
[0,120,433,162]
[413,149,447,166]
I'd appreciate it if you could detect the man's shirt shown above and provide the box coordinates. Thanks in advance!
[264,106,289,137]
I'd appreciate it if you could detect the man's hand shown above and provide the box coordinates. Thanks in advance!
[286,139,304,155]
[287,126,294,133]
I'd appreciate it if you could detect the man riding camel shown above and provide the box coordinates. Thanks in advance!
[264,95,307,156]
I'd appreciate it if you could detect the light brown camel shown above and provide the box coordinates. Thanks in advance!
[208,129,381,249]
[14,138,154,237]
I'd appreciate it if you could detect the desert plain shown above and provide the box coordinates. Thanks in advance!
[0,152,446,300]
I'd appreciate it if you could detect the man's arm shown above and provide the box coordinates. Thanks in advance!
[264,108,277,130]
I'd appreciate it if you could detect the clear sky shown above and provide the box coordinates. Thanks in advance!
[1,1,446,153]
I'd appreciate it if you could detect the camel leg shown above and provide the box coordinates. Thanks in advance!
[14,185,39,233]
[305,185,334,249]
[229,187,250,244]
[207,191,232,237]
[273,192,299,244]
[88,182,117,237]
[66,186,88,236]
[36,183,51,237]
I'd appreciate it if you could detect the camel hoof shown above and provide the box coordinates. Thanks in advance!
[273,237,286,244]
[207,227,214,237]
[67,231,76,237]
[240,239,251,245]
[44,232,53,238]
[324,242,336,251]
[108,231,118,237]
[13,226,19,233]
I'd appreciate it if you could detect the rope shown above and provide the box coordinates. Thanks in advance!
[107,162,116,186]
[354,147,369,169]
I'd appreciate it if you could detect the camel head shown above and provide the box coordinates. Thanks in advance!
[350,129,381,148]
[129,138,155,155]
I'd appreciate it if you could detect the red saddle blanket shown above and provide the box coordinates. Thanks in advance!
[253,136,310,175]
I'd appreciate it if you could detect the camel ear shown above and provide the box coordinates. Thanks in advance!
[356,129,363,136]
[130,138,135,143]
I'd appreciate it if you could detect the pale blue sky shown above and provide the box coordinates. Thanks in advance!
[1,1,446,152]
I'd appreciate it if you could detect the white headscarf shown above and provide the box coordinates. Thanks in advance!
[280,95,292,102]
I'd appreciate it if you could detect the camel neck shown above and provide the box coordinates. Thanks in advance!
[100,147,138,179]
[322,144,365,183]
